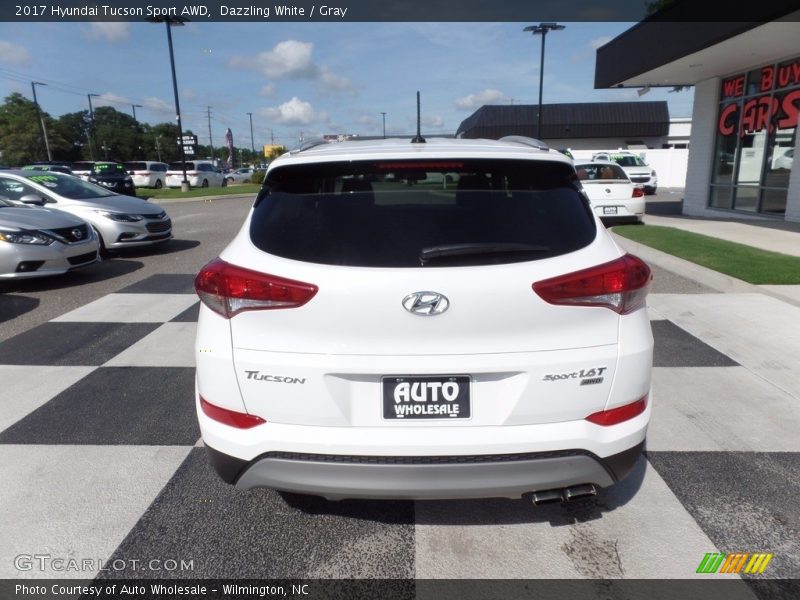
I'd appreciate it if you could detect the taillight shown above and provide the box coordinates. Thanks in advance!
[632,187,644,198]
[200,396,265,429]
[194,258,318,319]
[532,254,651,314]
[585,395,648,426]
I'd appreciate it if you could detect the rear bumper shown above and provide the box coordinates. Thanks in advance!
[205,442,644,500]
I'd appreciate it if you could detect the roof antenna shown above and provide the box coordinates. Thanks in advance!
[411,91,426,144]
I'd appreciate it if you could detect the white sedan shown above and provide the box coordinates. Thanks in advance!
[224,168,254,185]
[575,161,645,224]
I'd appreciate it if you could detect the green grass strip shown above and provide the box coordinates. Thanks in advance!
[137,184,260,199]
[613,225,800,285]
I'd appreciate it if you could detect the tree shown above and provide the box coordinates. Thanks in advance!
[54,110,93,161]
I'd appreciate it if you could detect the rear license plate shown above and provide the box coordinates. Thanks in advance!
[382,376,471,419]
[603,206,618,215]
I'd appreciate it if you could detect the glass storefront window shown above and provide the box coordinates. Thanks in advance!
[711,56,799,217]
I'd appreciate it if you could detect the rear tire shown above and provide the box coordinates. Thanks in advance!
[202,179,209,188]
[155,179,163,189]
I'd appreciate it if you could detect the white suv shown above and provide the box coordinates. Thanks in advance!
[194,137,653,502]
[124,161,168,189]
[592,151,658,195]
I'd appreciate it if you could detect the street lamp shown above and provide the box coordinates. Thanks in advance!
[31,81,52,161]
[381,112,386,139]
[523,22,565,140]
[148,15,190,191]
[87,93,100,161]
[131,103,143,123]
[247,112,255,161]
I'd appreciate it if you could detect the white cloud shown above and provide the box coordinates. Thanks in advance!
[260,83,277,97]
[421,115,444,129]
[454,89,509,110]
[142,96,174,116]
[93,92,131,108]
[589,36,613,50]
[0,41,30,66]
[229,40,354,93]
[85,22,130,43]
[258,97,325,126]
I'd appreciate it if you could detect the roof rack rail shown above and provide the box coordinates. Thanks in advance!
[498,136,550,151]
[289,138,332,154]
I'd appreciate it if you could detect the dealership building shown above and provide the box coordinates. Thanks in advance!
[595,5,800,222]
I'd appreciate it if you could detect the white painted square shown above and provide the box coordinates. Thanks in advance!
[0,445,191,579]
[0,366,95,434]
[414,460,738,579]
[649,367,800,452]
[52,294,197,323]
[104,322,197,367]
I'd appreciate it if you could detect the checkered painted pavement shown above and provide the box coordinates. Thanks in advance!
[1,274,798,582]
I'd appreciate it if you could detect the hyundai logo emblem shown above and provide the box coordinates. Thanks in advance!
[402,291,449,316]
[71,228,83,240]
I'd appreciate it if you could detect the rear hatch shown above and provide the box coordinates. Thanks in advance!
[199,157,650,426]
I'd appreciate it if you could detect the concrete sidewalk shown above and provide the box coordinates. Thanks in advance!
[644,214,800,257]
[612,209,800,307]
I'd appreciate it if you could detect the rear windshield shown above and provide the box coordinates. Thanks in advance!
[169,162,195,170]
[576,163,628,181]
[250,159,595,267]
[124,162,147,171]
[612,155,647,167]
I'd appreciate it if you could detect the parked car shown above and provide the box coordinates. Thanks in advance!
[592,151,658,195]
[0,170,172,253]
[124,161,169,189]
[70,161,94,180]
[22,162,74,175]
[166,161,225,188]
[224,167,254,184]
[773,148,794,170]
[575,161,645,224]
[193,136,653,502]
[0,196,100,279]
[87,162,136,196]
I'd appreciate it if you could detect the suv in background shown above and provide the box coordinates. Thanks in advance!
[193,136,654,502]
[87,162,136,196]
[124,161,168,189]
[166,160,225,188]
[70,161,95,181]
[592,151,658,195]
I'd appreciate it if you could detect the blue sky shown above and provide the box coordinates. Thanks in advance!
[0,21,694,148]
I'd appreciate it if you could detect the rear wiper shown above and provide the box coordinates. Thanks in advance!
[419,242,550,265]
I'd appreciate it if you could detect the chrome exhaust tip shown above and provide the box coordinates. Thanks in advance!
[531,489,565,505]
[564,484,597,501]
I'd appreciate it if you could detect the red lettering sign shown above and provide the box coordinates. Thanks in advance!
[760,66,774,92]
[718,103,739,136]
[778,89,800,130]
[722,76,744,98]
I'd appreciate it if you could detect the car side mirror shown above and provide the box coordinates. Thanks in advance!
[19,194,48,206]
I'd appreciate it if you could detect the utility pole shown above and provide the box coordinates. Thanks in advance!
[131,104,142,124]
[87,93,100,161]
[247,112,255,162]
[381,112,386,139]
[524,22,565,140]
[155,135,162,161]
[206,106,214,164]
[31,82,52,161]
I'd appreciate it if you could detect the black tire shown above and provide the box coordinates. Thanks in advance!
[222,178,228,187]
[155,179,163,189]
[202,179,209,188]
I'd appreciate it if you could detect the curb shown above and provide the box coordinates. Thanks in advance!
[141,193,256,204]
[610,232,800,308]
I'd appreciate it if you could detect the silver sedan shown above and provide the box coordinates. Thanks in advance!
[0,171,172,253]
[0,198,100,279]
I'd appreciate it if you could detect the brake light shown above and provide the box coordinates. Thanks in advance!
[195,258,318,318]
[532,254,651,314]
[200,396,265,429]
[632,187,644,198]
[585,395,648,426]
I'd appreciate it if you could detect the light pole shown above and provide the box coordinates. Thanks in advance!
[31,81,52,161]
[247,112,255,163]
[381,112,386,139]
[523,22,565,140]
[87,93,100,161]
[131,103,143,124]
[149,15,189,190]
